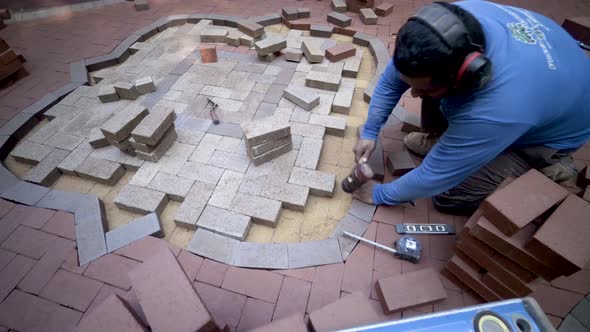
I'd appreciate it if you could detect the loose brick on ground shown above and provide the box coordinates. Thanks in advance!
[327,11,352,28]
[101,104,149,142]
[200,28,229,43]
[106,213,163,252]
[10,140,53,165]
[231,192,282,226]
[445,256,501,302]
[311,24,334,37]
[147,172,194,202]
[285,48,304,62]
[255,37,287,57]
[282,7,299,20]
[237,20,264,38]
[114,184,168,215]
[23,148,69,186]
[241,116,291,146]
[332,87,354,114]
[302,40,324,63]
[283,86,320,111]
[135,76,156,95]
[329,213,370,259]
[248,142,292,166]
[376,268,447,313]
[386,150,416,176]
[309,113,346,136]
[309,292,383,332]
[360,8,378,24]
[295,137,323,169]
[305,71,341,92]
[249,136,292,157]
[40,269,103,312]
[75,294,147,332]
[289,167,336,197]
[196,205,251,241]
[175,181,215,229]
[98,85,119,103]
[131,107,176,146]
[290,122,326,139]
[330,0,347,13]
[75,157,125,185]
[41,210,76,240]
[375,2,394,16]
[200,45,218,63]
[577,166,589,187]
[113,81,140,100]
[326,43,356,62]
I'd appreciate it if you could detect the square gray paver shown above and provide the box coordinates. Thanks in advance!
[343,55,362,78]
[113,184,168,215]
[288,167,336,197]
[329,213,370,260]
[200,28,229,43]
[135,76,156,95]
[106,213,163,252]
[196,205,251,241]
[187,228,239,264]
[231,192,282,227]
[75,157,125,185]
[113,81,140,100]
[174,181,215,229]
[287,239,343,268]
[232,242,288,269]
[147,172,194,202]
[332,87,354,114]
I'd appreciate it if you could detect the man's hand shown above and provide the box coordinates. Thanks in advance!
[352,180,378,205]
[353,139,376,163]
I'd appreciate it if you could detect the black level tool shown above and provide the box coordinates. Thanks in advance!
[395,223,455,235]
[343,232,422,263]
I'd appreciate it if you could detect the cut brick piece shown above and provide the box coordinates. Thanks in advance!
[255,37,287,57]
[75,197,108,266]
[98,85,119,103]
[113,81,140,100]
[23,148,69,186]
[329,213,370,259]
[231,192,282,227]
[480,169,569,235]
[525,194,590,276]
[309,113,346,136]
[302,40,324,63]
[128,247,217,332]
[75,157,125,185]
[376,268,446,313]
[295,137,323,169]
[10,140,53,165]
[106,213,163,252]
[288,239,342,268]
[241,116,291,146]
[282,7,298,20]
[135,76,156,95]
[332,87,354,114]
[283,86,320,111]
[309,292,382,332]
[113,184,168,215]
[147,172,194,202]
[327,11,352,28]
[200,28,229,43]
[360,8,378,24]
[289,167,335,197]
[248,142,292,166]
[326,43,356,62]
[187,228,239,264]
[237,20,264,38]
[445,256,501,302]
[263,183,309,211]
[305,71,341,92]
[75,294,147,332]
[562,17,590,45]
[311,24,334,37]
[285,48,304,62]
[101,104,149,142]
[133,127,177,162]
[175,181,215,229]
[386,151,416,176]
[375,3,393,16]
[131,107,176,146]
[232,242,288,269]
[343,55,362,78]
[200,45,217,63]
[196,205,251,240]
[330,0,347,13]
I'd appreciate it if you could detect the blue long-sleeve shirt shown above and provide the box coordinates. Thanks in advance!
[361,0,590,205]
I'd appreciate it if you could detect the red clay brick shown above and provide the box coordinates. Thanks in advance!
[177,249,203,281]
[249,314,307,332]
[275,267,315,282]
[114,236,181,262]
[525,194,590,276]
[307,263,344,313]
[462,290,485,306]
[201,45,218,63]
[428,234,456,261]
[129,248,217,332]
[18,237,75,295]
[373,223,402,274]
[41,211,76,240]
[551,269,590,295]
[0,247,15,271]
[0,254,35,302]
[547,314,563,329]
[236,297,274,332]
[445,256,501,302]
[481,272,519,299]
[1,225,60,259]
[84,253,140,290]
[470,216,561,280]
[4,204,55,230]
[0,212,24,244]
[40,268,103,311]
[531,283,583,318]
[403,205,429,223]
[325,43,356,62]
[376,268,446,314]
[480,169,568,235]
[194,281,247,328]
[83,284,148,327]
[273,276,312,321]
[309,292,383,332]
[341,222,375,295]
[334,27,358,36]
[372,205,403,225]
[61,247,89,274]
[0,289,82,332]
[196,259,229,287]
[221,266,284,303]
[75,294,147,332]
[0,199,15,218]
[433,288,464,312]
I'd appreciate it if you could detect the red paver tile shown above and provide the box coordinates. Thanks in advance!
[236,297,275,332]
[0,199,15,218]
[309,292,384,332]
[177,249,203,281]
[0,247,16,272]
[445,256,501,302]
[222,266,284,303]
[0,289,82,332]
[307,263,345,313]
[250,313,307,331]
[551,269,590,295]
[0,254,35,302]
[196,259,229,287]
[403,206,429,223]
[433,288,464,312]
[275,267,316,282]
[1,225,60,259]
[0,209,22,244]
[18,237,75,295]
[84,253,140,290]
[3,204,54,230]
[75,294,147,332]
[547,314,563,329]
[114,235,181,262]
[129,247,217,332]
[531,283,584,318]
[40,268,103,312]
[41,211,76,240]
[462,290,484,306]
[273,276,312,321]
[83,284,148,326]
[341,222,376,296]
[194,281,247,328]
[428,235,457,261]
[61,247,89,274]
[372,205,403,225]
[373,223,402,274]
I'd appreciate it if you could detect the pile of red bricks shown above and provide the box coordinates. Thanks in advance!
[443,169,590,301]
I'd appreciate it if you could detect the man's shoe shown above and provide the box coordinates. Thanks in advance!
[540,157,578,182]
[403,132,439,157]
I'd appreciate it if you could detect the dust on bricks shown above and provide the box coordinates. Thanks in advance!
[343,55,362,78]
[262,182,309,211]
[282,7,299,20]
[360,8,378,24]
[288,167,335,197]
[242,116,291,146]
[113,81,140,100]
[147,172,194,202]
[302,40,324,63]
[200,28,229,43]
[231,192,282,226]
[187,228,239,264]
[22,149,69,186]
[237,20,264,38]
[100,104,149,142]
[305,71,341,92]
[376,268,447,313]
[131,107,176,146]
[135,76,156,95]
[283,86,320,111]
[386,151,416,176]
[75,294,147,332]
[174,181,215,229]
[75,197,108,265]
[232,242,288,269]
[106,213,162,252]
[196,205,251,241]
[309,114,346,137]
[375,3,394,16]
[285,48,304,62]
[255,37,287,57]
[114,184,168,215]
[10,140,53,165]
[98,85,119,103]
[330,0,347,13]
[327,11,352,28]
[326,43,356,62]
[332,87,354,114]
[128,247,218,332]
[75,157,125,185]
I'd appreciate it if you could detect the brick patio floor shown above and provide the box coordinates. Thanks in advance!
[0,0,590,331]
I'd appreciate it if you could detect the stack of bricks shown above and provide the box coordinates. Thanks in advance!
[100,104,149,156]
[130,107,177,162]
[241,117,292,166]
[442,169,590,302]
[0,36,26,85]
[99,76,156,103]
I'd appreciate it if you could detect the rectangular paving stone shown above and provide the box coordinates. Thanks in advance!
[23,148,69,186]
[282,7,299,20]
[131,107,176,146]
[445,256,501,302]
[101,104,149,142]
[285,48,304,63]
[1,181,50,206]
[332,87,354,114]
[98,85,119,103]
[360,8,378,24]
[310,24,334,38]
[376,268,447,313]
[329,213,369,260]
[196,205,251,241]
[10,140,53,165]
[129,247,217,332]
[326,43,356,63]
[75,294,146,332]
[386,150,416,176]
[208,170,243,209]
[232,242,288,269]
[200,28,229,43]
[231,192,282,227]
[283,86,320,111]
[309,114,346,137]
[289,167,336,197]
[288,239,342,268]
[175,181,215,229]
[262,183,309,211]
[0,254,36,302]
[302,40,324,63]
[327,11,352,27]
[343,55,362,78]
[188,228,239,264]
[113,81,140,100]
[135,76,156,95]
[147,172,194,202]
[237,20,264,38]
[255,37,287,57]
[114,184,168,215]
[294,137,322,170]
[178,161,224,185]
[375,3,393,16]
[134,127,178,163]
[305,71,341,92]
[331,0,347,12]
[75,197,108,266]
[225,29,244,46]
[44,131,84,151]
[248,142,292,166]
[208,150,250,172]
[249,136,292,157]
[290,122,326,139]
[75,157,125,185]
[106,213,163,253]
[89,128,108,148]
[241,116,291,146]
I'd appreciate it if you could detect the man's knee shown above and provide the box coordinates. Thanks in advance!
[432,194,479,216]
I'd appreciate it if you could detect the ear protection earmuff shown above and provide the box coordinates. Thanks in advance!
[408,3,492,90]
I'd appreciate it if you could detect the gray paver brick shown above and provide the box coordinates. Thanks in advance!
[308,114,346,137]
[282,7,299,20]
[147,172,194,202]
[176,128,205,146]
[342,55,362,78]
[238,162,273,196]
[289,122,325,139]
[206,122,244,139]
[330,0,347,12]
[285,48,304,63]
[200,85,232,99]
[208,170,244,209]
[302,40,324,64]
[200,28,229,43]
[1,181,50,206]
[360,8,378,25]
[58,140,94,175]
[189,133,222,163]
[241,117,291,146]
[225,29,244,46]
[329,213,369,260]
[113,82,140,100]
[106,213,163,252]
[133,127,177,162]
[44,132,84,151]
[23,149,69,186]
[248,142,292,166]
[89,128,109,149]
[255,37,287,57]
[310,24,334,37]
[100,104,149,142]
[237,20,264,38]
[208,150,250,173]
[232,242,288,269]
[187,228,239,264]
[240,34,256,47]
[131,107,176,146]
[196,205,251,241]
[135,76,156,95]
[288,167,336,197]
[178,161,224,185]
[75,197,107,266]
[262,182,309,211]
[283,86,320,111]
[348,199,377,222]
[98,85,119,103]
[174,181,215,229]
[327,11,352,28]
[129,161,160,187]
[295,137,323,170]
[231,192,282,227]
[305,71,341,92]
[288,239,342,268]
[75,157,125,185]
[114,184,168,215]
[332,87,354,114]
[249,136,292,157]
[10,141,53,165]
